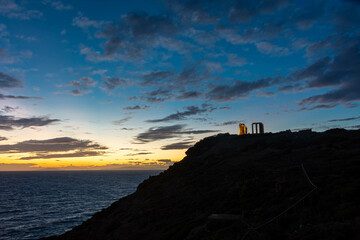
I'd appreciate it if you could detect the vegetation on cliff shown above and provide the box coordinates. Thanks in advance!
[44,129,360,240]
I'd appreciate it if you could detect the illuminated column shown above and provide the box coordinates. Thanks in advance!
[239,124,247,135]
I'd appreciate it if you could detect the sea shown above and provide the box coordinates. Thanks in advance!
[0,170,161,240]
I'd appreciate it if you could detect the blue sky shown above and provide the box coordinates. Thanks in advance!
[0,0,359,170]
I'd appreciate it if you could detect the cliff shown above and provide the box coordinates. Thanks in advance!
[44,129,360,240]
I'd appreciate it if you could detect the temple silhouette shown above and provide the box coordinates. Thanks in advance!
[239,122,264,135]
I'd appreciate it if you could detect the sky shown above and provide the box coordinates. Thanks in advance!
[0,0,359,171]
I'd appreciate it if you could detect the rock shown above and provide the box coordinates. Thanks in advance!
[42,129,360,240]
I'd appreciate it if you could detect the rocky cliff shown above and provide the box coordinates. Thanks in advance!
[44,129,360,240]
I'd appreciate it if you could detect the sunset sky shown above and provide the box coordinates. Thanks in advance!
[0,0,359,170]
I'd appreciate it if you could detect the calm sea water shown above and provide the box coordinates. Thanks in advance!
[0,170,161,240]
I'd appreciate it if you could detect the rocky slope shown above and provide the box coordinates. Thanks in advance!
[44,129,360,240]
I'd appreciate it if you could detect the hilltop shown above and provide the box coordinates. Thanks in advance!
[44,129,360,240]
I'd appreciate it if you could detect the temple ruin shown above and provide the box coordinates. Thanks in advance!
[239,122,264,135]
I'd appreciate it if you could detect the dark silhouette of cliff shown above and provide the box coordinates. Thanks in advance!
[43,129,360,240]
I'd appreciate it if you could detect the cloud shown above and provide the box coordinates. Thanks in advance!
[72,13,106,29]
[167,0,221,25]
[0,136,7,141]
[206,77,278,102]
[102,77,130,91]
[68,89,91,96]
[0,0,42,20]
[226,54,247,67]
[0,137,107,154]
[122,105,149,111]
[255,42,290,56]
[0,93,42,100]
[229,0,289,23]
[0,24,9,38]
[20,151,103,160]
[112,117,132,125]
[0,115,60,130]
[134,124,218,143]
[1,106,17,113]
[0,72,23,88]
[296,44,360,108]
[42,0,72,10]
[68,77,96,88]
[140,71,173,86]
[175,90,203,100]
[140,88,172,103]
[146,105,216,123]
[328,116,360,122]
[65,77,97,96]
[125,152,153,156]
[157,159,172,163]
[161,141,194,150]
[100,12,178,58]
[214,121,239,126]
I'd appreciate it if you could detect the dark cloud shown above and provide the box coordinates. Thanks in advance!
[67,77,96,89]
[161,141,194,150]
[176,90,203,100]
[69,89,91,96]
[229,0,289,23]
[20,151,102,160]
[297,44,360,108]
[255,42,290,56]
[66,77,96,96]
[112,117,132,126]
[298,104,337,111]
[141,71,173,86]
[167,0,223,25]
[140,88,172,103]
[0,106,17,113]
[175,65,210,85]
[214,121,238,126]
[157,159,172,163]
[0,137,107,153]
[134,124,218,143]
[0,136,7,141]
[207,77,278,102]
[102,77,129,91]
[122,105,150,111]
[140,65,210,88]
[146,105,216,123]
[125,152,153,156]
[0,115,60,130]
[328,116,360,122]
[0,93,42,100]
[0,72,23,88]
[120,127,135,131]
[100,12,178,58]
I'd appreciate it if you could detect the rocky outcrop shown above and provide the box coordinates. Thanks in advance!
[44,129,360,240]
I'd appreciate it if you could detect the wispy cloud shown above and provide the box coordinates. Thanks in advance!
[0,115,60,130]
[0,0,42,20]
[134,124,218,143]
[146,104,216,123]
[112,117,132,126]
[0,72,23,88]
[161,141,194,150]
[42,0,72,10]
